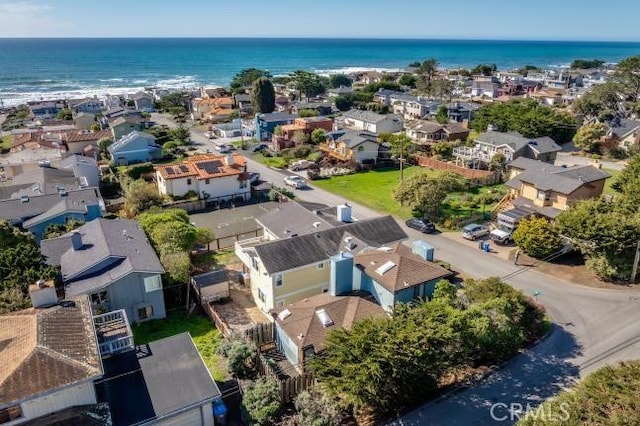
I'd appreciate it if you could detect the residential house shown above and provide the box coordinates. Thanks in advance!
[201,86,229,98]
[0,166,82,200]
[405,120,470,145]
[469,79,500,98]
[233,93,253,114]
[502,157,610,219]
[192,97,235,122]
[274,95,292,112]
[212,119,244,139]
[73,112,97,130]
[0,295,103,425]
[131,92,155,112]
[110,115,146,140]
[254,112,298,141]
[59,154,101,187]
[271,116,334,152]
[372,89,435,120]
[40,218,166,322]
[0,187,104,240]
[68,98,104,114]
[338,109,403,134]
[27,101,64,119]
[453,130,562,168]
[327,86,353,98]
[291,100,333,116]
[529,88,569,106]
[354,71,382,85]
[606,118,640,151]
[9,131,65,155]
[155,153,251,201]
[434,102,481,124]
[63,129,112,156]
[272,292,387,373]
[104,95,123,109]
[319,130,380,164]
[108,131,162,165]
[234,211,407,312]
[96,332,222,426]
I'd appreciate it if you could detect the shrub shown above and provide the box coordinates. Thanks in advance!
[513,217,563,259]
[585,255,620,281]
[242,377,282,425]
[217,335,258,379]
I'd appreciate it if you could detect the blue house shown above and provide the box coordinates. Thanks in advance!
[254,112,297,141]
[108,131,162,165]
[271,239,452,373]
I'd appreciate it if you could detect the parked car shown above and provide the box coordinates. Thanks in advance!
[490,228,514,245]
[204,131,214,139]
[214,144,230,154]
[284,175,307,189]
[289,159,314,171]
[405,218,436,234]
[252,143,268,152]
[249,172,260,184]
[461,223,490,240]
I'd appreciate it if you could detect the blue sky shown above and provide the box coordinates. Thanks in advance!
[0,0,639,41]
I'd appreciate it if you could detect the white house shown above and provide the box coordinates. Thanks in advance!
[339,109,403,134]
[155,153,251,201]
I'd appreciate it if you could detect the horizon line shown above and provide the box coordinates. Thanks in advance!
[0,36,639,43]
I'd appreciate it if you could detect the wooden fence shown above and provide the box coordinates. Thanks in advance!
[202,302,234,338]
[416,155,500,186]
[243,322,275,346]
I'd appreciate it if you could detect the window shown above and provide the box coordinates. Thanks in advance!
[144,275,162,293]
[239,180,247,189]
[187,178,192,185]
[258,289,266,303]
[205,179,210,184]
[90,291,109,305]
[137,305,153,321]
[537,189,550,201]
[317,262,324,270]
[0,405,22,424]
[274,274,283,287]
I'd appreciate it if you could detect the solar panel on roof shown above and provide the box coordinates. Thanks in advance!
[197,160,223,174]
[166,168,175,175]
[179,165,189,172]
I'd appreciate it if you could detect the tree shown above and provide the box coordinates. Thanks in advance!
[294,388,344,426]
[572,82,623,120]
[162,141,180,156]
[394,170,466,218]
[56,108,72,120]
[389,134,413,181]
[231,68,272,92]
[518,361,640,426]
[0,221,57,314]
[432,78,455,101]
[291,70,326,101]
[310,128,326,145]
[517,65,541,76]
[298,109,318,118]
[242,377,282,425]
[160,251,190,284]
[572,122,607,152]
[217,335,258,379]
[194,227,215,248]
[329,74,352,89]
[123,179,163,217]
[612,153,640,202]
[435,105,449,124]
[399,74,417,88]
[156,91,192,112]
[292,131,309,145]
[149,221,197,254]
[416,58,438,96]
[334,94,355,111]
[432,280,457,302]
[513,217,563,259]
[169,124,190,145]
[89,122,101,132]
[571,59,605,69]
[251,77,276,114]
[614,55,640,101]
[430,141,454,159]
[488,152,506,173]
[43,220,84,239]
[471,64,497,76]
[98,137,114,152]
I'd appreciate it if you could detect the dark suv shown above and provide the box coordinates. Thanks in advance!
[405,218,436,233]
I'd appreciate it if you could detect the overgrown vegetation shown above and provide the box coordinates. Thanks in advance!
[513,217,564,259]
[310,278,546,422]
[242,376,282,425]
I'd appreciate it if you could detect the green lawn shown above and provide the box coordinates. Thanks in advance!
[0,134,13,151]
[132,310,227,381]
[191,249,237,272]
[602,168,621,197]
[312,166,423,218]
[441,184,508,218]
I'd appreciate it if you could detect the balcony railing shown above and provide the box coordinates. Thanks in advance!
[94,309,134,357]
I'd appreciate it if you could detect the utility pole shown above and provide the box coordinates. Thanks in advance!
[631,240,640,284]
[400,138,404,182]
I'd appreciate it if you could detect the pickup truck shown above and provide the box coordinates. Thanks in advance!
[490,228,514,245]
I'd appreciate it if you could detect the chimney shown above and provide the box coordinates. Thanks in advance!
[330,252,354,296]
[337,203,352,223]
[70,230,83,250]
[28,280,58,308]
[225,154,234,166]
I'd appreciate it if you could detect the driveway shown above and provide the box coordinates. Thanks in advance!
[161,115,640,425]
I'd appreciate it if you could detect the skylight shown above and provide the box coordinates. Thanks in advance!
[315,309,334,327]
[278,309,291,321]
[375,260,396,276]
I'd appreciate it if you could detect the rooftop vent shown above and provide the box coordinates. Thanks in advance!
[312,222,322,228]
[20,195,29,203]
[375,260,396,276]
[316,309,334,327]
[278,309,292,321]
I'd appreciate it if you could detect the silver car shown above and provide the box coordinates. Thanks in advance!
[283,175,307,189]
[461,223,490,240]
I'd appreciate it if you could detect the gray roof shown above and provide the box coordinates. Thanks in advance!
[23,199,87,228]
[253,216,407,275]
[505,162,609,195]
[0,187,101,224]
[234,93,251,102]
[342,109,397,124]
[59,154,98,168]
[6,167,82,197]
[257,112,298,123]
[108,131,158,154]
[256,202,335,238]
[608,118,640,139]
[97,333,221,426]
[41,218,163,292]
[336,131,378,149]
[476,131,561,155]
[506,170,583,194]
[508,157,565,173]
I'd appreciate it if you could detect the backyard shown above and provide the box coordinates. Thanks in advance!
[132,310,227,381]
[602,168,620,197]
[312,166,506,221]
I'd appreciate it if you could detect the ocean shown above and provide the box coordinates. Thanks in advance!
[1,38,640,106]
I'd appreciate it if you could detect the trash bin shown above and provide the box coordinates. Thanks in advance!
[213,398,228,426]
[483,242,490,252]
[478,240,484,250]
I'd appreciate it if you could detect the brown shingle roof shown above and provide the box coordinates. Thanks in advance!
[273,293,387,353]
[355,243,451,293]
[0,296,102,405]
[63,130,112,143]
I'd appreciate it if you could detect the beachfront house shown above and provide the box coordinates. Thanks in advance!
[40,218,166,322]
[27,101,64,119]
[155,153,251,202]
[108,131,162,165]
[73,112,97,130]
[69,97,104,114]
[338,109,404,134]
[319,130,380,165]
[131,92,155,112]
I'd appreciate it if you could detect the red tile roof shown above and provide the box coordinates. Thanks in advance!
[155,153,248,180]
[64,130,112,143]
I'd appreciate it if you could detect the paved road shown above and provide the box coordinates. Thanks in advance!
[162,115,640,425]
